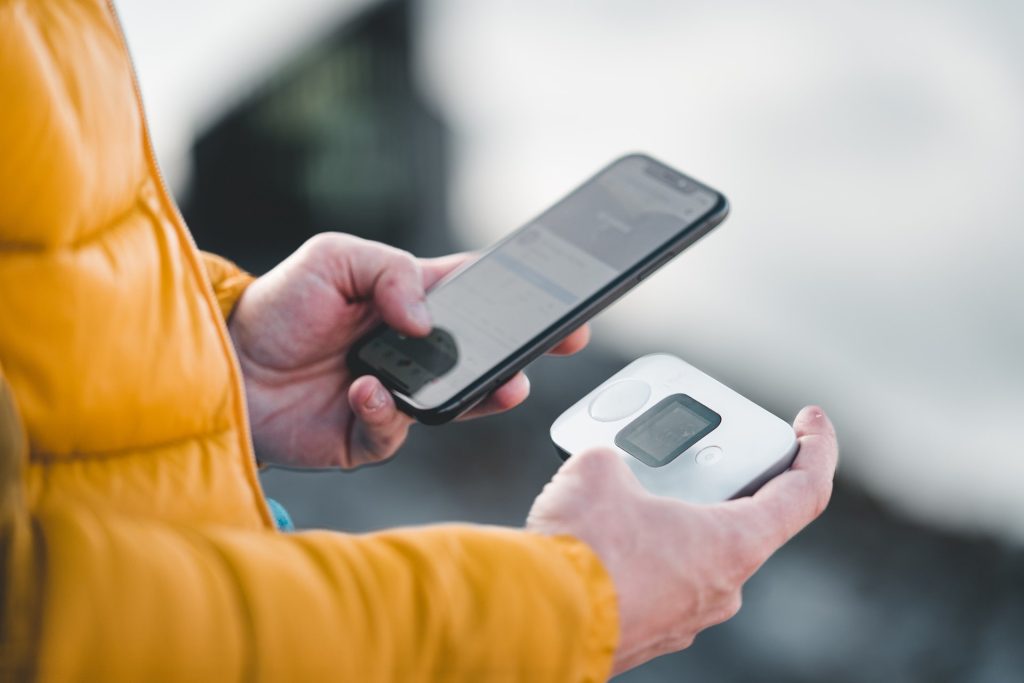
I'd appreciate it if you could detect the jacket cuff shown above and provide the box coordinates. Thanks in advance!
[546,534,620,681]
[200,252,256,319]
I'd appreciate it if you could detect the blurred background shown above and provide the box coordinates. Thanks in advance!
[119,1,1023,680]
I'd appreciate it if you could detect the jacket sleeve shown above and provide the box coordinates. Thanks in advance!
[30,508,618,682]
[0,369,619,681]
[200,252,255,319]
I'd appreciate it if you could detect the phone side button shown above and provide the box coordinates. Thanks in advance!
[638,252,676,282]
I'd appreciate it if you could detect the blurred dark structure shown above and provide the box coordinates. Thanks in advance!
[178,1,1024,681]
[181,0,453,274]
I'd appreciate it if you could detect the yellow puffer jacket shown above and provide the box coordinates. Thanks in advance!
[0,1,617,680]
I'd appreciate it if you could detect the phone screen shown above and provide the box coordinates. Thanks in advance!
[354,155,722,413]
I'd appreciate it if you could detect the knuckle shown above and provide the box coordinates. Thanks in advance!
[305,231,354,254]
[376,272,405,293]
[300,232,360,270]
[379,250,421,287]
[725,593,743,619]
[732,552,762,582]
[722,546,765,585]
[674,634,696,651]
[715,522,762,580]
[394,247,417,265]
[706,593,743,627]
[382,245,416,269]
[663,624,696,652]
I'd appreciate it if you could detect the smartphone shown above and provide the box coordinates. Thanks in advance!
[348,153,729,424]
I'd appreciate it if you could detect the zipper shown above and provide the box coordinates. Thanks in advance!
[103,0,275,530]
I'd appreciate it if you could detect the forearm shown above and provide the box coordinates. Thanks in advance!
[26,504,617,681]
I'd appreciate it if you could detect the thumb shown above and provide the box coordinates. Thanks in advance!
[347,375,415,467]
[554,446,646,498]
[527,447,646,538]
[726,406,838,562]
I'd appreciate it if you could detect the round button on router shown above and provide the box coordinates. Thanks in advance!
[695,446,723,465]
[588,380,651,422]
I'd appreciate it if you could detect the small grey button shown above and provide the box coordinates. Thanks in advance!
[695,446,723,465]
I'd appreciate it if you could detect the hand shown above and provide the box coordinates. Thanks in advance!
[228,232,591,469]
[527,406,838,677]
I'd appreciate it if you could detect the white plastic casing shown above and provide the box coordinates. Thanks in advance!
[550,354,798,504]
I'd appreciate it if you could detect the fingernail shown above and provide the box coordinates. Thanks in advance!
[365,385,389,411]
[406,300,431,330]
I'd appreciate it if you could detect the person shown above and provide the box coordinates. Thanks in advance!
[0,1,838,680]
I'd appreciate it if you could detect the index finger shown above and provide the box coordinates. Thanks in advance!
[728,406,838,559]
[419,252,476,289]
